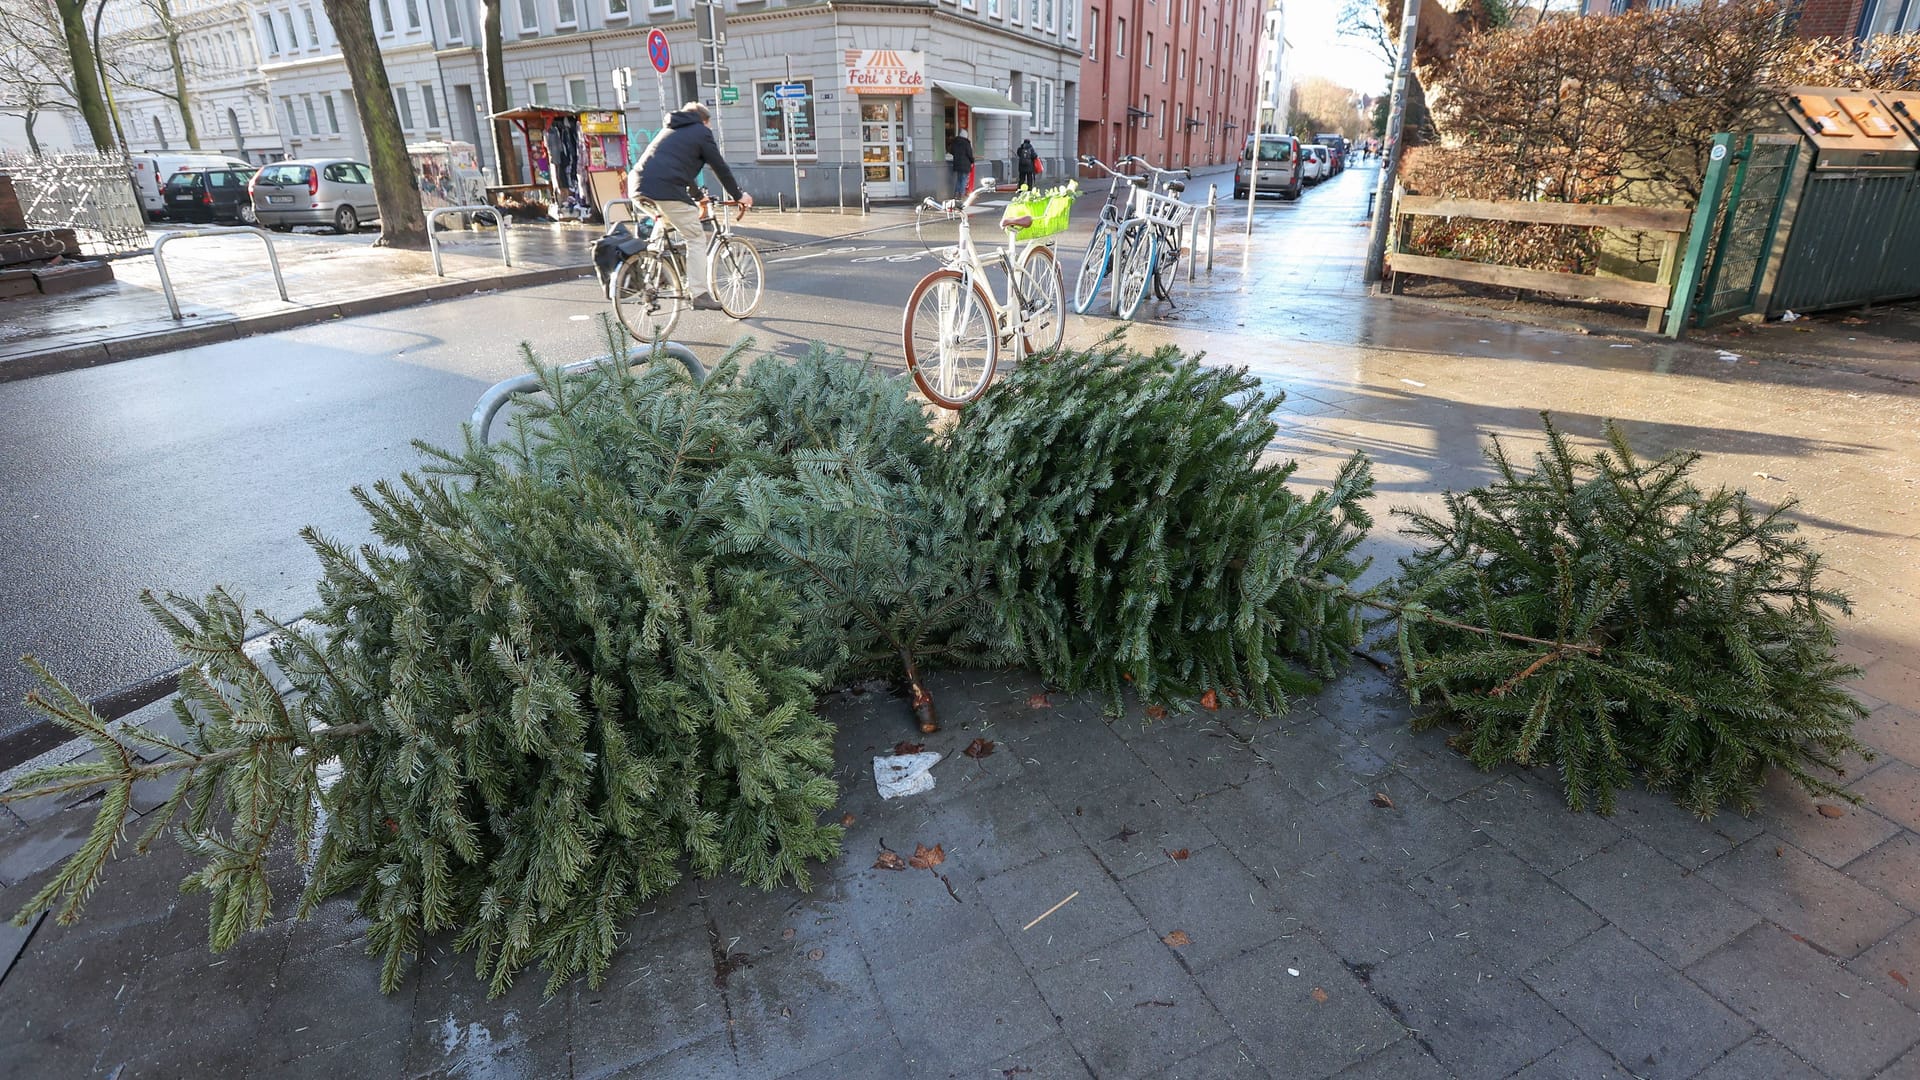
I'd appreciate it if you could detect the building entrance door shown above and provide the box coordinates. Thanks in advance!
[860,98,909,199]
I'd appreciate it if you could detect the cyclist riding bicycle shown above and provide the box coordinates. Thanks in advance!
[627,102,754,310]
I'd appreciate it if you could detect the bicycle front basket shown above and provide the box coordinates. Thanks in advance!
[1003,182,1077,242]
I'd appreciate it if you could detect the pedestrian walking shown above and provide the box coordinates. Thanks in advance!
[1016,138,1038,190]
[948,130,975,200]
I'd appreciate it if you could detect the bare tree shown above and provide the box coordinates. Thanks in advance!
[318,0,427,247]
[0,0,81,154]
[1339,0,1399,66]
[98,0,215,149]
[46,0,118,150]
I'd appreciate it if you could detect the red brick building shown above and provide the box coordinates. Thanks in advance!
[1077,0,1266,172]
[1582,0,1915,37]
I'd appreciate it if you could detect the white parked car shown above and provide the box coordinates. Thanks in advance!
[1299,145,1330,184]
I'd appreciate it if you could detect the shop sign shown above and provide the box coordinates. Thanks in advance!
[844,49,925,95]
[580,111,624,134]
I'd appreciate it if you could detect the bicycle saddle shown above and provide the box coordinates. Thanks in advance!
[1165,180,1186,194]
[1003,215,1034,230]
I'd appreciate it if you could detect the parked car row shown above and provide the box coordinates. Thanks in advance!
[1232,134,1355,201]
[129,153,380,234]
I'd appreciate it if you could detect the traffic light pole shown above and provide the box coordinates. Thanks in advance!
[1363,0,1420,285]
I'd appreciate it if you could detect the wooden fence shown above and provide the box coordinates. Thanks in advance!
[1387,195,1695,335]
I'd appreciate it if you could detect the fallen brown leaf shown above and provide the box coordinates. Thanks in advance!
[893,740,924,755]
[781,927,796,941]
[807,947,825,961]
[964,737,996,760]
[1165,848,1191,861]
[873,847,908,871]
[1816,804,1845,818]
[1892,969,1910,990]
[1370,792,1395,809]
[1775,847,1785,857]
[1162,929,1192,947]
[1026,692,1054,709]
[1199,690,1219,711]
[841,813,856,827]
[1311,987,1330,1003]
[909,843,947,870]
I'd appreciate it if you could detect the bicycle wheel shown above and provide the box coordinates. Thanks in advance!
[1152,224,1181,300]
[711,235,765,319]
[1113,222,1156,322]
[612,251,688,342]
[1071,226,1112,315]
[1017,244,1067,356]
[902,268,999,409]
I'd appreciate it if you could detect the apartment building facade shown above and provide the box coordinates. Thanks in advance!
[84,0,287,163]
[238,0,1080,203]
[1254,0,1291,136]
[1076,0,1265,173]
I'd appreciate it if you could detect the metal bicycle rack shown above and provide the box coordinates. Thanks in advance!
[472,341,709,443]
[152,227,290,321]
[1188,186,1219,281]
[601,198,636,225]
[427,205,510,277]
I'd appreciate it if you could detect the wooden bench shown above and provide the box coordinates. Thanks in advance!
[1387,195,1695,335]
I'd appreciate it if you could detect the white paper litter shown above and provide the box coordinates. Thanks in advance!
[874,752,943,799]
[1286,968,1301,977]
[1780,310,1801,322]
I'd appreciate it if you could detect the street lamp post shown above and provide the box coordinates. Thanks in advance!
[1363,0,1421,285]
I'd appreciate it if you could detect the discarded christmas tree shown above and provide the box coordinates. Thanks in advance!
[1390,417,1868,816]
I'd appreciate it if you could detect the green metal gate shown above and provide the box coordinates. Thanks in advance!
[1684,133,1800,326]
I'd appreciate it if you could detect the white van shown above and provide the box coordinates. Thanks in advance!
[130,153,255,220]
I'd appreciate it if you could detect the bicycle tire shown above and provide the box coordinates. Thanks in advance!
[1114,222,1156,322]
[612,251,688,342]
[711,235,765,319]
[1071,226,1112,315]
[1152,223,1181,300]
[902,268,999,409]
[1017,244,1067,356]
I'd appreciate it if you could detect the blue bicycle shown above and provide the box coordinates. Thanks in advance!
[1070,157,1140,315]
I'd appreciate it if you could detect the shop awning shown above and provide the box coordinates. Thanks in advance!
[933,82,1026,117]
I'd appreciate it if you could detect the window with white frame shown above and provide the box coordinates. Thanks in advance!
[1045,0,1055,32]
[1026,82,1039,131]
[421,83,440,126]
[1158,98,1166,136]
[649,0,674,13]
[1088,8,1097,52]
[1040,80,1052,132]
[394,86,415,128]
[282,96,300,134]
[303,95,319,134]
[302,6,319,44]
[961,0,975,12]
[404,0,421,30]
[1115,15,1124,53]
[556,0,578,26]
[1178,48,1185,80]
[282,11,299,48]
[518,0,538,31]
[444,0,464,38]
[529,80,551,106]
[1063,0,1074,38]
[607,0,628,16]
[1161,43,1168,80]
[376,0,394,33]
[987,0,1000,16]
[1011,0,1020,24]
[568,77,588,105]
[1145,31,1153,64]
[1030,0,1040,28]
[324,94,340,132]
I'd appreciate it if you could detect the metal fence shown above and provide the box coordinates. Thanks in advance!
[0,152,149,256]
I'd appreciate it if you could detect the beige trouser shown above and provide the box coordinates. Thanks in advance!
[641,199,711,297]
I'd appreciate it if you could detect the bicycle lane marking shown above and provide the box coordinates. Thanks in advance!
[765,245,885,264]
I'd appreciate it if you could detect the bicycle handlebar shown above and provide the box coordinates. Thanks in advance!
[1124,155,1191,181]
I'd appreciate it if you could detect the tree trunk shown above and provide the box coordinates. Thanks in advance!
[93,0,131,151]
[478,0,514,183]
[154,0,201,149]
[24,111,43,155]
[1379,0,1499,135]
[318,0,428,248]
[55,0,115,152]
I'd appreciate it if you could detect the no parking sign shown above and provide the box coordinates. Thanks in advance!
[647,29,670,74]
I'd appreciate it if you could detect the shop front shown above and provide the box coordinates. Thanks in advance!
[933,81,1029,189]
[846,50,925,200]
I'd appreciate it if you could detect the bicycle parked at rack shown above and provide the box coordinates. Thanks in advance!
[900,176,1069,409]
[609,189,765,341]
[1070,156,1146,316]
[1072,155,1196,321]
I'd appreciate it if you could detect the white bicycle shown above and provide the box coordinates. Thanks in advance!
[900,177,1067,409]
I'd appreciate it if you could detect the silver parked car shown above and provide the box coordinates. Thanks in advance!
[250,158,379,233]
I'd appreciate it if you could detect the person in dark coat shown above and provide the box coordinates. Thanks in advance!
[948,130,975,200]
[628,102,753,307]
[1016,138,1038,190]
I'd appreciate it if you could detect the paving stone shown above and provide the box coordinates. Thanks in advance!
[0,801,105,887]
[404,940,571,1078]
[1758,772,1904,869]
[1126,711,1288,802]
[1327,1038,1452,1080]
[1366,939,1574,1080]
[1022,716,1159,808]
[569,923,728,1079]
[1855,762,1920,835]
[0,914,144,1078]
[1855,657,1920,718]
[1847,833,1920,913]
[1276,724,1396,806]
[1691,1037,1825,1080]
[1199,933,1405,1079]
[926,774,1083,883]
[1507,1037,1634,1079]
[1034,929,1234,1080]
[1311,775,1488,877]
[0,902,41,986]
[259,939,415,1066]
[971,1036,1097,1080]
[1158,1038,1272,1079]
[1553,838,1761,967]
[1120,845,1287,973]
[603,1030,739,1080]
[1846,914,1920,1003]
[100,919,292,1066]
[978,848,1148,972]
[1878,1043,1920,1080]
[1376,730,1506,802]
[1268,851,1454,966]
[1306,666,1411,739]
[1525,927,1751,1080]
[1189,771,1335,877]
[1697,837,1911,959]
[1069,776,1222,880]
[868,926,1058,1073]
[1607,784,1763,870]
[1410,845,1603,969]
[266,1029,414,1079]
[772,1036,911,1080]
[842,841,1002,959]
[1855,703,1920,768]
[1450,773,1622,875]
[1689,925,1917,1080]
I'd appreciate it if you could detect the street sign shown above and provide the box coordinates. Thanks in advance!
[772,82,808,101]
[781,98,803,113]
[647,29,670,73]
[719,85,740,105]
